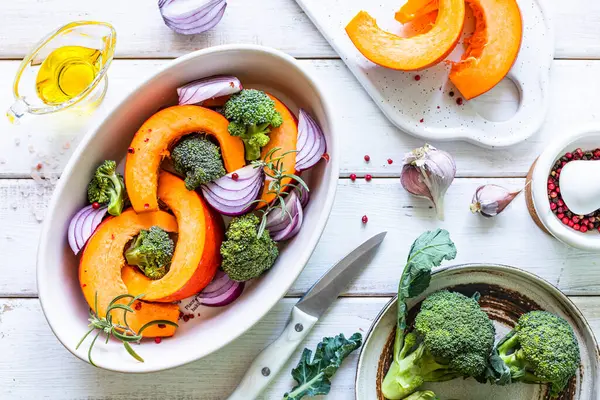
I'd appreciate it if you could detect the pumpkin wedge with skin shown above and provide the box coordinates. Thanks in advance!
[345,0,465,71]
[256,94,299,208]
[125,105,246,213]
[79,210,179,337]
[122,171,224,302]
[449,0,523,99]
[396,0,439,24]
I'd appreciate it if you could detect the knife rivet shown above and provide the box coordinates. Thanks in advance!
[295,323,303,332]
[261,367,271,376]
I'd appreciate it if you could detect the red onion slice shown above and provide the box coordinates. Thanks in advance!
[296,109,327,172]
[67,205,108,255]
[159,0,227,35]
[196,271,244,307]
[265,191,304,241]
[294,185,310,208]
[200,166,264,216]
[177,75,242,106]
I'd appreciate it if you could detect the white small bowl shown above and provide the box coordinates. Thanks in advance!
[531,126,600,251]
[37,45,338,372]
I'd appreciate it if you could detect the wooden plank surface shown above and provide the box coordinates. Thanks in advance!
[1,0,600,60]
[2,59,600,179]
[0,296,598,399]
[3,177,600,297]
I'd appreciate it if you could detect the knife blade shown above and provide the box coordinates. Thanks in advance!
[227,231,387,400]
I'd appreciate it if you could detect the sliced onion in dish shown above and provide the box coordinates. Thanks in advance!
[159,0,227,35]
[200,165,264,216]
[177,76,242,105]
[294,185,310,208]
[67,204,108,255]
[197,270,244,307]
[295,109,327,172]
[265,191,304,241]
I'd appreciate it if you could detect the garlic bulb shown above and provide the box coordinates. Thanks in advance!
[470,184,521,217]
[400,144,456,220]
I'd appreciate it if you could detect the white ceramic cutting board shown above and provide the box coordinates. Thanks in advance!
[295,0,554,148]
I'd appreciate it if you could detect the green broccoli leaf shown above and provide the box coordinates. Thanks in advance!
[394,229,456,363]
[284,333,362,400]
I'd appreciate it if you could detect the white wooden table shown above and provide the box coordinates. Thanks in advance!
[1,1,600,399]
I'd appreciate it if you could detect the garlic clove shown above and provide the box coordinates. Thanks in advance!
[401,144,456,220]
[470,184,521,217]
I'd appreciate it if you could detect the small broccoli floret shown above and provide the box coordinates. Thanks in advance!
[220,214,279,281]
[171,134,226,190]
[497,310,580,397]
[87,160,126,216]
[381,291,496,399]
[223,89,283,160]
[125,226,174,280]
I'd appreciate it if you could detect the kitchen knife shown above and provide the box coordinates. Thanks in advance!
[226,231,387,400]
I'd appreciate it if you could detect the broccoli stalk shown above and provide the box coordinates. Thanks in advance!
[404,391,439,400]
[495,311,580,397]
[220,214,278,281]
[87,160,126,216]
[381,291,496,399]
[125,226,175,280]
[223,89,283,160]
[171,134,226,190]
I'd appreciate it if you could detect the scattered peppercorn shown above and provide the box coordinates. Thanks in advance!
[419,118,424,123]
[362,215,368,224]
[449,91,455,97]
[365,174,372,182]
[92,202,100,210]
[154,337,162,344]
[134,302,142,311]
[387,159,393,165]
[364,155,370,162]
[231,173,239,181]
[414,75,421,81]
[350,173,357,181]
[456,98,464,106]
[128,147,135,154]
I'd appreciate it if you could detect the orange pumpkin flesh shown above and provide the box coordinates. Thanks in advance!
[125,105,246,213]
[449,0,522,99]
[121,171,223,302]
[345,0,465,71]
[256,94,299,207]
[396,0,439,24]
[79,210,179,337]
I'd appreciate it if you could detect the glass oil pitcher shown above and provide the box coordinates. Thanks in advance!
[7,21,116,123]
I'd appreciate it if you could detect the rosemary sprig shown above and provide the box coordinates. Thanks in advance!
[250,147,309,237]
[76,292,178,367]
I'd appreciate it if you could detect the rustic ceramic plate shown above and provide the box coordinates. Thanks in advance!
[355,264,599,400]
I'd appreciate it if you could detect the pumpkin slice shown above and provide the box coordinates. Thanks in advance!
[79,210,179,338]
[122,171,223,302]
[125,105,246,213]
[345,0,465,71]
[396,0,439,24]
[256,94,299,208]
[449,0,522,99]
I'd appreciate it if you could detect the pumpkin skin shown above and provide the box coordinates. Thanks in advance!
[449,0,523,99]
[79,210,180,338]
[121,171,224,302]
[345,0,465,71]
[256,94,298,208]
[125,105,246,213]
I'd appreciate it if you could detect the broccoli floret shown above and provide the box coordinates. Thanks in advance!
[171,134,226,190]
[87,160,126,216]
[496,310,580,397]
[223,89,283,160]
[125,226,175,280]
[381,291,496,399]
[220,214,279,281]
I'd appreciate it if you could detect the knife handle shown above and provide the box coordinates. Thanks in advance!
[227,307,318,400]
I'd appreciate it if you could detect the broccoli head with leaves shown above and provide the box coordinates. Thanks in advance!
[171,134,226,190]
[87,160,126,216]
[381,290,496,399]
[495,310,580,397]
[125,226,175,280]
[223,89,283,160]
[220,214,279,282]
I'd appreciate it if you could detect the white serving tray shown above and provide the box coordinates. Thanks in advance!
[296,0,554,148]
